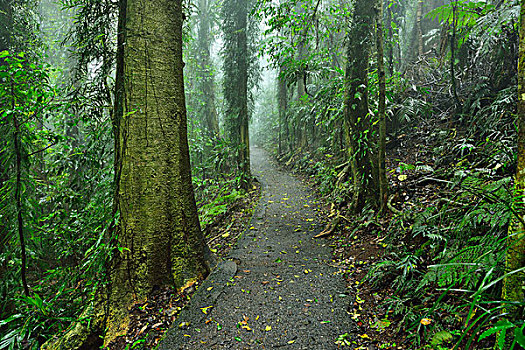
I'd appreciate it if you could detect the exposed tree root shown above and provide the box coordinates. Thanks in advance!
[315,213,341,238]
[387,194,403,215]
[41,300,105,350]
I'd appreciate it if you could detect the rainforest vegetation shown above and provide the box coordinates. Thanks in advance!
[0,0,524,349]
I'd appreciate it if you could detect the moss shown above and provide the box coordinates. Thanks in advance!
[40,303,104,350]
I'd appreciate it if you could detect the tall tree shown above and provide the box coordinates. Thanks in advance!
[502,0,525,324]
[42,0,214,347]
[0,0,12,53]
[376,0,388,213]
[108,0,214,341]
[343,0,377,212]
[197,0,219,140]
[278,65,288,155]
[222,0,251,189]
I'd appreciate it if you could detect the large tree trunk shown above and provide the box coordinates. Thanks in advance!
[109,0,213,340]
[343,0,377,212]
[42,0,213,347]
[501,0,525,324]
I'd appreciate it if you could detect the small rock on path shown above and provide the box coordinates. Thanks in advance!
[159,147,356,349]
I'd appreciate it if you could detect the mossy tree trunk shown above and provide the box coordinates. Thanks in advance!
[343,0,378,212]
[41,0,214,347]
[222,0,251,189]
[108,0,214,341]
[502,0,525,323]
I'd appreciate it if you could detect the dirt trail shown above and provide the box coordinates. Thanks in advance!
[159,147,356,349]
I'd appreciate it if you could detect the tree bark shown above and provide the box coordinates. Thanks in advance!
[450,0,462,110]
[278,66,288,155]
[108,0,214,341]
[376,0,388,213]
[416,0,424,57]
[343,0,377,212]
[197,0,219,141]
[41,0,214,347]
[501,0,525,324]
[223,0,251,189]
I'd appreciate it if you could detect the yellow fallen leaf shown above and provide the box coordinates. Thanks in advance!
[288,340,296,344]
[420,318,432,325]
[207,287,213,291]
[398,174,408,181]
[265,325,272,331]
[358,334,370,339]
[200,306,213,314]
[221,233,230,238]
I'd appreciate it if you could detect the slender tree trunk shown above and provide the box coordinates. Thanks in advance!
[376,0,388,213]
[0,0,12,54]
[450,0,461,110]
[0,0,13,319]
[278,66,288,155]
[13,111,29,297]
[501,0,525,325]
[386,2,394,76]
[223,0,251,189]
[197,0,219,141]
[343,0,377,212]
[416,0,424,57]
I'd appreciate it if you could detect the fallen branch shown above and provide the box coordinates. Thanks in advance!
[335,161,350,171]
[417,177,454,186]
[438,197,468,207]
[314,213,341,239]
[387,195,403,216]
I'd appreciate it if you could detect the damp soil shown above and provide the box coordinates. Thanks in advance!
[159,147,357,349]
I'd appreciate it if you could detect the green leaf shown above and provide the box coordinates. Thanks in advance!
[0,314,23,327]
[497,328,506,350]
[479,320,515,341]
[431,330,453,346]
[515,326,525,347]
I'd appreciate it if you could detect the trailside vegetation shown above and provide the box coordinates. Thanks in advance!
[0,0,523,349]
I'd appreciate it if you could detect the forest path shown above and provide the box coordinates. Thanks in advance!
[160,147,356,349]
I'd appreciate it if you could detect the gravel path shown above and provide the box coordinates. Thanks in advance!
[159,147,356,349]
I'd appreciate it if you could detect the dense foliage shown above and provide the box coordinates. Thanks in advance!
[0,0,524,348]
